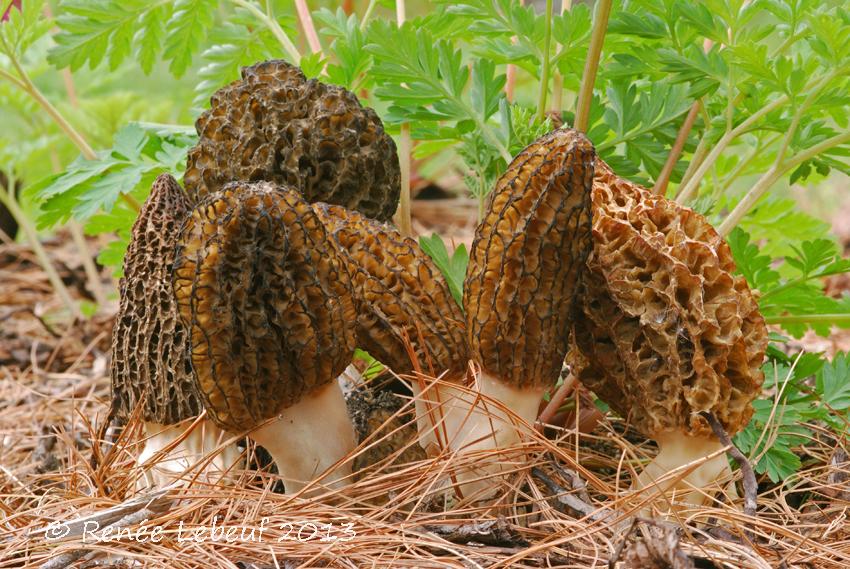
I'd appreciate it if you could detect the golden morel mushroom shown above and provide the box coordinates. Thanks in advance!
[313,203,470,458]
[173,181,358,493]
[111,174,241,487]
[428,128,595,496]
[567,160,768,507]
[312,203,468,377]
[184,60,400,221]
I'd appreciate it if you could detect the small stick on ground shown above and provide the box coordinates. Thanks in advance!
[39,506,166,569]
[420,518,529,547]
[31,485,173,541]
[532,467,617,524]
[549,457,591,504]
[699,412,758,525]
[608,517,640,569]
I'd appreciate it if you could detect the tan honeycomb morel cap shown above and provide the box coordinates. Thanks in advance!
[567,160,768,438]
[111,173,201,425]
[313,203,468,377]
[464,128,595,390]
[184,60,400,221]
[172,181,356,433]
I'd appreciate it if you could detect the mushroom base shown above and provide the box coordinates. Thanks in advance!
[413,370,545,500]
[251,380,356,495]
[633,432,732,510]
[137,419,243,489]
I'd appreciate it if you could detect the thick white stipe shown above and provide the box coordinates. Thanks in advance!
[251,380,356,495]
[634,432,732,510]
[412,370,545,499]
[137,419,243,489]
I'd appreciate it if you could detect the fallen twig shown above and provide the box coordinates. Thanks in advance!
[31,485,174,541]
[531,466,617,524]
[420,518,529,547]
[699,411,758,522]
[549,457,592,504]
[608,517,640,568]
[39,506,165,569]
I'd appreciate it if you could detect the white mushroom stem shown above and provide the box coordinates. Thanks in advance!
[137,418,243,490]
[250,380,356,495]
[411,370,545,499]
[633,431,732,508]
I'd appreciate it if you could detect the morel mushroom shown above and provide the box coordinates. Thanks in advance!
[429,128,595,495]
[312,203,469,456]
[312,203,468,377]
[567,160,767,508]
[172,181,358,493]
[111,174,242,487]
[184,60,400,221]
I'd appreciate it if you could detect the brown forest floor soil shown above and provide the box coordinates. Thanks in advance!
[1,200,849,568]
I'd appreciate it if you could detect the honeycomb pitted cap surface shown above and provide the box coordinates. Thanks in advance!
[313,203,469,377]
[111,174,201,424]
[464,128,596,390]
[172,181,357,433]
[567,161,768,438]
[184,60,400,221]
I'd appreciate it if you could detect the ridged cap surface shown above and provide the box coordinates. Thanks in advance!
[111,174,201,424]
[314,203,468,377]
[184,60,400,221]
[567,161,767,437]
[464,128,595,389]
[173,181,356,432]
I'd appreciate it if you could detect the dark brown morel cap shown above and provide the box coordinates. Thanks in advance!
[172,181,356,433]
[184,60,400,221]
[111,173,201,424]
[313,203,468,377]
[463,128,595,390]
[567,160,767,438]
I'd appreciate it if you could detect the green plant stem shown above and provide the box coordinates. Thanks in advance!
[49,143,107,310]
[676,122,710,190]
[675,93,789,204]
[0,43,141,212]
[550,0,572,114]
[765,314,850,326]
[761,270,848,303]
[536,0,554,123]
[0,185,81,319]
[652,102,700,196]
[717,130,850,236]
[774,72,834,168]
[652,101,700,196]
[232,0,301,63]
[716,134,780,195]
[574,0,611,131]
[8,61,95,160]
[0,67,25,90]
[293,0,323,55]
[678,71,835,205]
[502,0,523,101]
[395,0,412,237]
[505,62,517,102]
[360,0,378,29]
[68,221,106,307]
[477,186,486,220]
[477,116,512,163]
[783,131,850,173]
[397,124,412,237]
